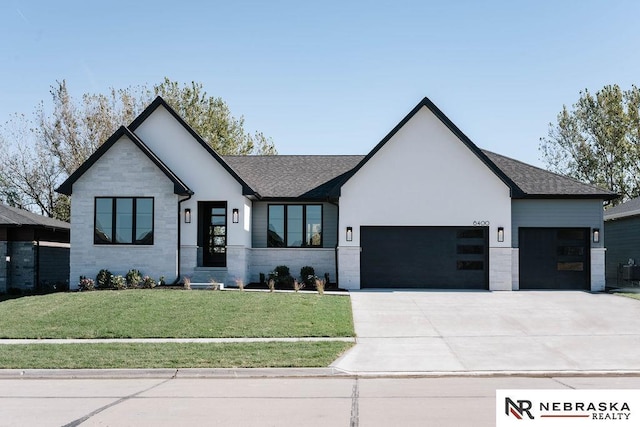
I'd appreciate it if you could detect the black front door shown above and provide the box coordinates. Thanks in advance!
[199,202,227,267]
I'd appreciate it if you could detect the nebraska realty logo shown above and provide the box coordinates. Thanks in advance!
[496,390,640,426]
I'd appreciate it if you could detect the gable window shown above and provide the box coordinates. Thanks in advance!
[267,204,322,247]
[95,197,154,245]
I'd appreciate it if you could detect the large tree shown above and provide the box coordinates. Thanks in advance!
[540,84,640,204]
[0,79,277,219]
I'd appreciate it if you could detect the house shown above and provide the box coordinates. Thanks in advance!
[0,204,70,293]
[603,197,640,286]
[56,96,615,291]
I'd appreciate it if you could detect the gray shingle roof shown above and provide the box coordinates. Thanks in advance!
[604,197,640,220]
[482,150,616,198]
[223,155,364,198]
[222,151,614,200]
[0,204,70,229]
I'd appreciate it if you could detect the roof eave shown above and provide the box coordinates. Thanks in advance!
[514,193,618,200]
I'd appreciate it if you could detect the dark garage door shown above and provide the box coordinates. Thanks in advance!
[360,226,488,289]
[519,228,590,290]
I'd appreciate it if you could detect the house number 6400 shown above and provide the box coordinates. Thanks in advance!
[473,221,490,226]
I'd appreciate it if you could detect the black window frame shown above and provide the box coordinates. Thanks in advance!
[267,204,323,248]
[94,197,154,245]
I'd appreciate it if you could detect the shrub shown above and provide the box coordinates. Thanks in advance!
[300,266,316,287]
[158,276,166,286]
[315,278,325,296]
[235,278,244,291]
[126,269,142,288]
[268,278,275,292]
[112,275,126,290]
[78,276,95,291]
[183,277,191,290]
[271,265,293,288]
[141,276,156,289]
[274,265,290,278]
[96,269,113,288]
[293,279,301,292]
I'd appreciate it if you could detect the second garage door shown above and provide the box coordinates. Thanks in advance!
[519,228,590,290]
[360,226,488,289]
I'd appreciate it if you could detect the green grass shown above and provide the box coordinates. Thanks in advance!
[619,293,640,301]
[0,342,354,369]
[0,290,354,339]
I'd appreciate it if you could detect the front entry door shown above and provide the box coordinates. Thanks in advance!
[200,202,227,267]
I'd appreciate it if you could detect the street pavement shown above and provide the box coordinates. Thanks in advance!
[2,375,640,426]
[333,290,640,374]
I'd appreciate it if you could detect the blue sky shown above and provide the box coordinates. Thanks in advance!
[2,0,639,166]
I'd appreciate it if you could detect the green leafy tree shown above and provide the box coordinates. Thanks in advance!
[540,84,640,204]
[153,78,277,155]
[0,78,277,220]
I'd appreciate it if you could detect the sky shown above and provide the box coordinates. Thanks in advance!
[1,0,639,167]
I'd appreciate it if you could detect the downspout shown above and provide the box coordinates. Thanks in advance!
[176,194,192,284]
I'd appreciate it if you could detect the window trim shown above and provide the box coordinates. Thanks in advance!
[94,197,154,245]
[267,203,323,248]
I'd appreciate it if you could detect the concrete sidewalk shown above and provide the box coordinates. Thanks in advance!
[332,290,640,374]
[0,337,354,344]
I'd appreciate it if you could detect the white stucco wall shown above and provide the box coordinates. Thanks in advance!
[69,136,179,289]
[338,106,512,290]
[132,106,252,283]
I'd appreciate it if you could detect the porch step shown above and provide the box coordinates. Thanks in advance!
[188,267,228,284]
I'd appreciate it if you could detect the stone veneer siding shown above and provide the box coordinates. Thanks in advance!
[248,248,336,284]
[69,137,179,289]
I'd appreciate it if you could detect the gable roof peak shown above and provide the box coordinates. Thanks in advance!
[334,96,523,197]
[128,95,256,196]
[56,125,192,196]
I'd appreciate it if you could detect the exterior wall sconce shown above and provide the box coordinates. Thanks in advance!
[593,228,600,243]
[346,227,353,242]
[497,227,504,242]
[5,255,10,263]
[184,208,191,223]
[232,208,239,223]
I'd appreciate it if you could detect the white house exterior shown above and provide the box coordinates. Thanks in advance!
[57,97,615,291]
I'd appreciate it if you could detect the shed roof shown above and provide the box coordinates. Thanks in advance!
[604,197,640,220]
[0,204,70,230]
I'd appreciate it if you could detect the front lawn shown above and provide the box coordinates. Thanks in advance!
[619,293,640,301]
[0,289,354,339]
[0,341,353,369]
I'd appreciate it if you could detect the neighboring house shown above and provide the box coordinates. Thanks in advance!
[56,97,616,291]
[603,197,640,286]
[0,204,70,293]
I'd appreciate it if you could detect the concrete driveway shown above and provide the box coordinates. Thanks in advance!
[332,290,640,374]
